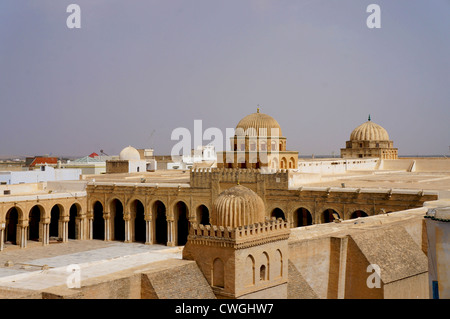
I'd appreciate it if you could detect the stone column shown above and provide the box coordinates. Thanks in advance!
[40,217,49,246]
[103,213,111,241]
[0,225,4,251]
[17,222,28,248]
[167,217,175,247]
[88,217,93,240]
[77,216,85,240]
[41,220,50,246]
[63,220,69,242]
[124,218,131,243]
[145,218,153,245]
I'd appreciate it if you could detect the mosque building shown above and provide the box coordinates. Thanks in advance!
[0,108,447,299]
[340,115,398,159]
[217,108,299,170]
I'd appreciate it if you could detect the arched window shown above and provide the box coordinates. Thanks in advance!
[295,208,312,227]
[322,209,340,223]
[260,265,267,281]
[213,258,225,288]
[196,205,210,226]
[351,210,368,219]
[271,208,285,221]
[245,255,255,286]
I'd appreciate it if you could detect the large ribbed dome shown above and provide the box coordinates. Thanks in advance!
[350,119,390,141]
[119,146,141,161]
[236,110,282,136]
[211,185,265,228]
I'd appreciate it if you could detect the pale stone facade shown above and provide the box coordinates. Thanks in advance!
[0,111,447,299]
[183,185,290,299]
[217,109,299,170]
[341,116,398,159]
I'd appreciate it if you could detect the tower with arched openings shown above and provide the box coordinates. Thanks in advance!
[182,184,290,299]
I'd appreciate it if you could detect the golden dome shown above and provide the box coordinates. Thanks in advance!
[119,146,141,161]
[350,118,390,141]
[211,185,265,228]
[235,109,282,136]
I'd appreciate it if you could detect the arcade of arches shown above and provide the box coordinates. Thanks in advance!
[0,183,434,251]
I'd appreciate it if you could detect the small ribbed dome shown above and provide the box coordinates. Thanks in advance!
[236,110,282,136]
[212,185,265,228]
[119,146,141,161]
[350,119,390,141]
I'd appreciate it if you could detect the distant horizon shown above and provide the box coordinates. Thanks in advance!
[1,153,449,161]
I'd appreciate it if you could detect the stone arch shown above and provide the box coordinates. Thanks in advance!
[271,207,286,221]
[271,140,277,151]
[68,203,81,240]
[321,208,341,223]
[196,204,210,226]
[212,258,225,288]
[174,201,189,246]
[280,157,287,169]
[260,252,270,281]
[289,157,296,169]
[152,200,167,245]
[245,255,255,286]
[293,207,313,227]
[28,205,45,242]
[350,210,368,219]
[130,199,145,243]
[110,198,124,241]
[2,204,26,222]
[274,249,283,278]
[271,156,279,169]
[260,140,267,151]
[5,207,20,244]
[92,201,104,240]
[50,203,64,239]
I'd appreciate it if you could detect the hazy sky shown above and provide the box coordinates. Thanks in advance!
[0,0,449,157]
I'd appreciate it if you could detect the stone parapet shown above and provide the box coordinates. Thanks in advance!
[188,218,290,249]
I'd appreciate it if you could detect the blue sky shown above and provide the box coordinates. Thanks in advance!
[0,0,449,157]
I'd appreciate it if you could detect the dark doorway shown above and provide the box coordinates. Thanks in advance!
[295,208,312,227]
[68,204,78,239]
[133,200,146,243]
[271,208,286,220]
[5,208,19,244]
[351,210,368,219]
[322,209,340,223]
[93,201,104,240]
[175,202,189,246]
[154,201,167,245]
[50,205,61,239]
[196,205,210,226]
[112,199,124,241]
[29,206,41,241]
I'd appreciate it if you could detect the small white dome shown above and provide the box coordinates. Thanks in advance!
[119,146,141,161]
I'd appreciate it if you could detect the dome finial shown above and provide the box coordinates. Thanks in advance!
[257,104,260,113]
[368,114,371,121]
